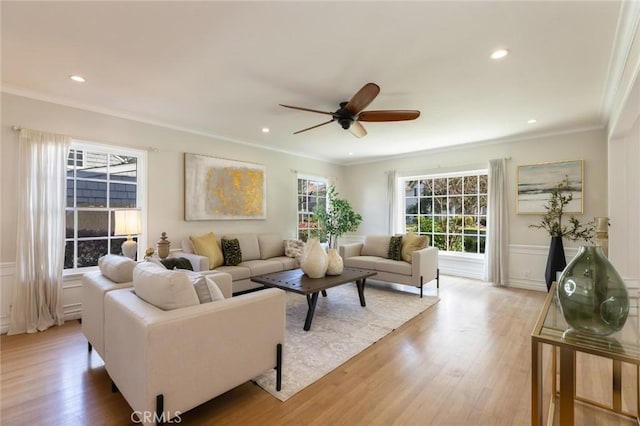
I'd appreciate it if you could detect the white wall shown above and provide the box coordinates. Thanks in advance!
[342,129,609,290]
[0,93,345,332]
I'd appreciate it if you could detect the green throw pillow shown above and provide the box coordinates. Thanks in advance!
[221,238,242,266]
[388,235,403,261]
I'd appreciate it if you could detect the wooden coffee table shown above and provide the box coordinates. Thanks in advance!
[251,267,377,331]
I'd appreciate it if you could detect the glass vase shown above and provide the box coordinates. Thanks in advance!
[557,245,629,336]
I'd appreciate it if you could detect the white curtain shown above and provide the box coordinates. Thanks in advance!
[387,170,398,234]
[484,158,509,285]
[8,129,71,335]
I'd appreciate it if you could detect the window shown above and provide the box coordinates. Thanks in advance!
[402,171,488,254]
[297,176,327,242]
[65,143,146,271]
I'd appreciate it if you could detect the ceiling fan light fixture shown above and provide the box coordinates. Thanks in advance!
[490,49,509,60]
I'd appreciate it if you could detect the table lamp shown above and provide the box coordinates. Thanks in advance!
[114,209,142,259]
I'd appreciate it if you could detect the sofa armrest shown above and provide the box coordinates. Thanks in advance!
[412,246,439,282]
[199,271,233,298]
[171,251,210,272]
[104,287,286,418]
[339,243,363,258]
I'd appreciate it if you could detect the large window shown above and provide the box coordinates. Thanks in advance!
[403,171,488,254]
[297,176,327,242]
[65,143,145,271]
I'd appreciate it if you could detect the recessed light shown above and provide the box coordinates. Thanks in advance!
[261,127,270,133]
[490,49,509,60]
[348,152,353,156]
[528,119,537,124]
[69,75,86,83]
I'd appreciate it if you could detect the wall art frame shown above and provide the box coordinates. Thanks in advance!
[184,153,267,220]
[517,159,583,214]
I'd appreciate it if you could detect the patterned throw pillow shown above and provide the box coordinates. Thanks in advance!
[387,235,403,261]
[159,257,193,271]
[284,239,306,267]
[221,238,242,266]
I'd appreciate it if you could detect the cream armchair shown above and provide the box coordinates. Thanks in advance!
[103,286,286,424]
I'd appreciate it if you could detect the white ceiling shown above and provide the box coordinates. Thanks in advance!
[1,1,624,164]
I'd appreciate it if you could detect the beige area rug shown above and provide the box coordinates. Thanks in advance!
[253,281,440,401]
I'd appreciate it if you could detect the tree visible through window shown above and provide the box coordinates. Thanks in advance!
[65,145,143,270]
[297,176,327,242]
[403,172,488,254]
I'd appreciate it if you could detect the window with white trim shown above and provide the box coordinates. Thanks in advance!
[65,142,146,271]
[297,176,328,242]
[402,171,488,254]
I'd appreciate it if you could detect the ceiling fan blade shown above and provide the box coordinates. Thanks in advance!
[344,83,380,115]
[349,120,367,138]
[358,110,421,122]
[293,119,335,135]
[279,104,334,115]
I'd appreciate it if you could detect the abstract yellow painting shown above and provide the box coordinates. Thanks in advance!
[184,153,266,220]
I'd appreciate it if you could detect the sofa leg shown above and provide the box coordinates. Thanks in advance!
[88,341,92,352]
[420,276,423,298]
[156,394,164,426]
[437,268,440,289]
[275,343,283,391]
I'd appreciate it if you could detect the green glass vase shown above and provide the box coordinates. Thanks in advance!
[557,246,629,336]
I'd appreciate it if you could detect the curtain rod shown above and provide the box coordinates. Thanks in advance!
[385,157,512,174]
[11,125,157,152]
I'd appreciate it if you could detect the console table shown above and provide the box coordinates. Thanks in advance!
[531,281,639,425]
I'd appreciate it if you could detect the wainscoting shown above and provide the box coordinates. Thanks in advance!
[0,263,83,334]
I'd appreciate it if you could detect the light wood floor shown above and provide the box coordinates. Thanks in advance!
[1,276,637,425]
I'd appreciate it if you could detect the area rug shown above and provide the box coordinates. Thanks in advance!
[253,282,439,401]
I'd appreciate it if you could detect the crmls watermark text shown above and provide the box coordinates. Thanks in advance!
[131,411,182,424]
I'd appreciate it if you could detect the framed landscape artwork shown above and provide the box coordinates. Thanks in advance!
[517,160,583,214]
[184,153,267,220]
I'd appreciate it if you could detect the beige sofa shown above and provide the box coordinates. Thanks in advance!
[175,233,299,294]
[339,235,439,297]
[104,285,285,424]
[82,255,232,361]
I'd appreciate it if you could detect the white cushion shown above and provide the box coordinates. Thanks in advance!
[258,233,284,259]
[182,270,225,303]
[133,262,199,310]
[98,254,137,283]
[361,235,392,258]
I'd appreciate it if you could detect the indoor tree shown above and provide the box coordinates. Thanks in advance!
[314,186,363,249]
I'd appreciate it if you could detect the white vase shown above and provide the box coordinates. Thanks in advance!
[301,238,328,278]
[326,248,343,275]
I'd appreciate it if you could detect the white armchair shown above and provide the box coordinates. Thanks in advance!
[104,287,286,424]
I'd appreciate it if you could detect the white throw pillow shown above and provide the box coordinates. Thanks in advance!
[98,254,137,283]
[182,270,225,303]
[133,262,200,310]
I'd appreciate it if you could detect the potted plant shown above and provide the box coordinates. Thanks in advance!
[313,186,363,249]
[529,176,594,291]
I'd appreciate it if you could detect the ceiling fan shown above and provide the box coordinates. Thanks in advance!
[279,82,420,138]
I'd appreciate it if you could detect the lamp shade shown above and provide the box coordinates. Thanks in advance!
[114,209,142,236]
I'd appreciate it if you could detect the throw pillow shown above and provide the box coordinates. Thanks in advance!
[221,238,242,266]
[183,270,225,303]
[98,254,137,283]
[159,257,194,271]
[284,239,305,267]
[190,232,224,269]
[401,231,428,263]
[388,235,403,261]
[133,262,200,310]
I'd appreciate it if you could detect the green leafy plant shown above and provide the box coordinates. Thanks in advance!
[529,176,594,242]
[314,186,363,249]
